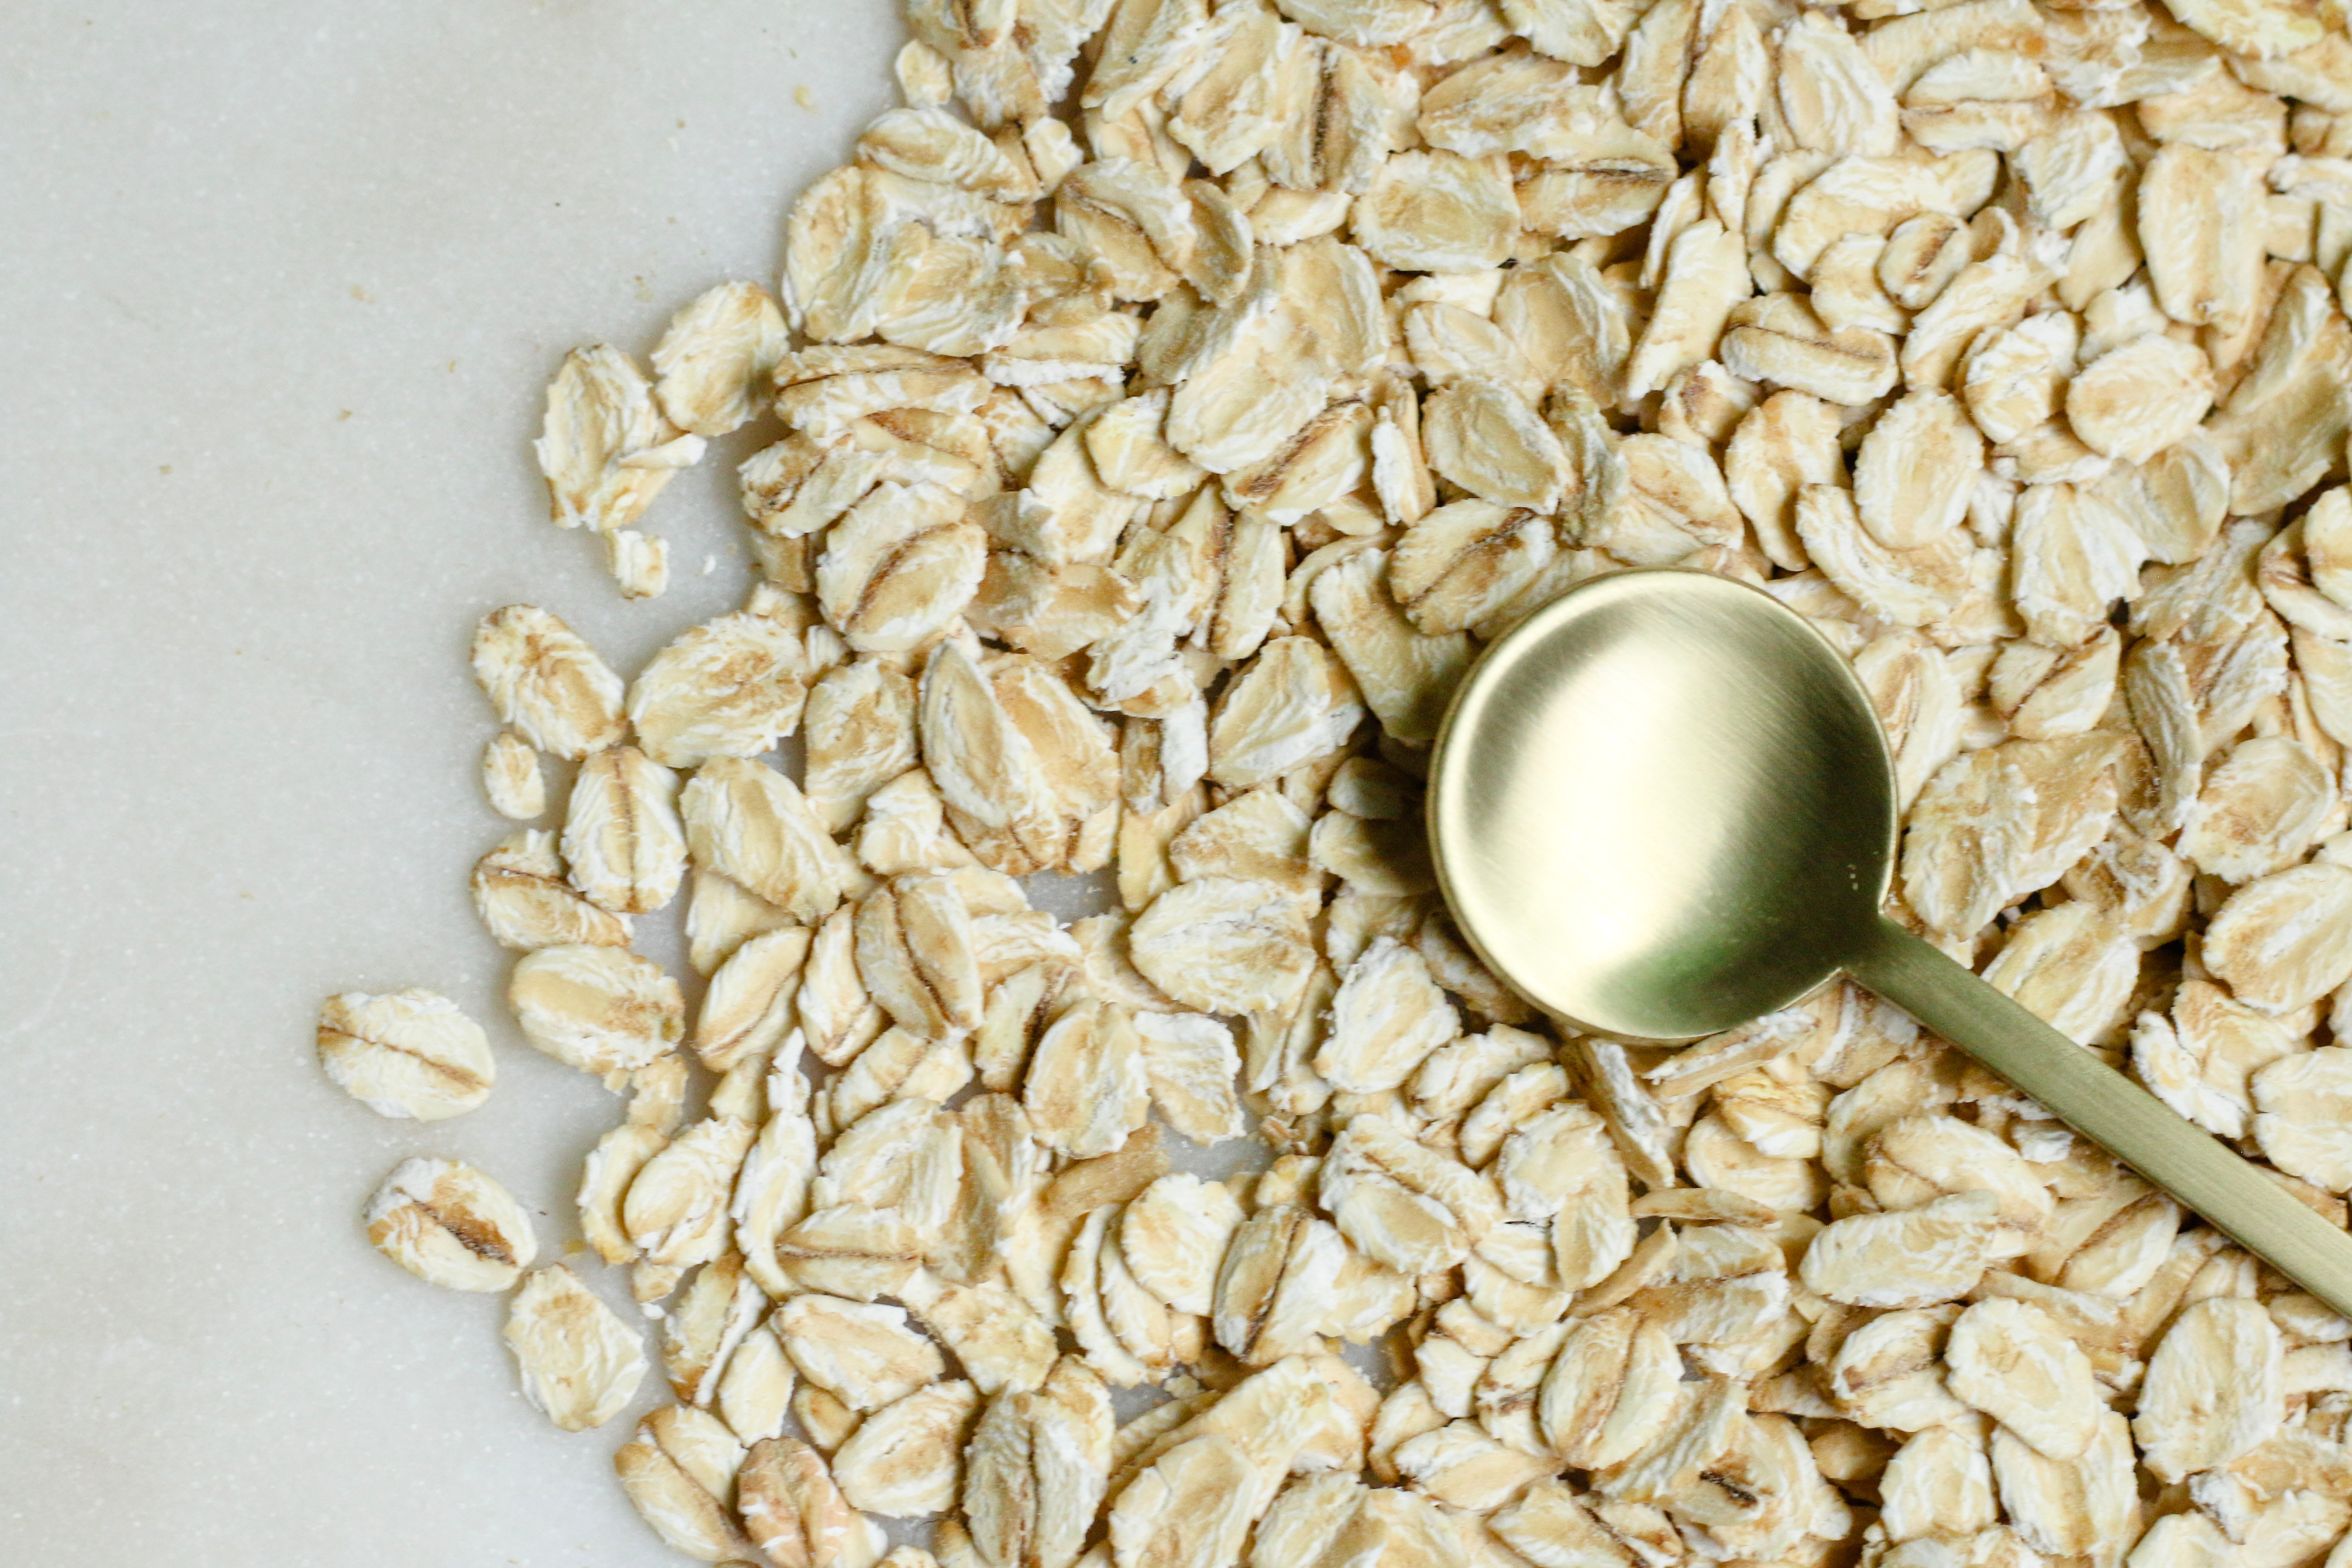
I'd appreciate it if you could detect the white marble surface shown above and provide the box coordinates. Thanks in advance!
[2,4,910,1561]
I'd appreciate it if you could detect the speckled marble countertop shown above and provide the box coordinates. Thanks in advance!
[2,5,905,1561]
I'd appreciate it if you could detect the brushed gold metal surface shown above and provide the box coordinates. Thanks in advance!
[1427,569,1895,1040]
[1428,567,2352,1320]
[1845,919,2352,1319]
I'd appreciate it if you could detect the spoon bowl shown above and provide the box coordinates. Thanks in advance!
[1427,567,2352,1320]
[1427,569,1893,1041]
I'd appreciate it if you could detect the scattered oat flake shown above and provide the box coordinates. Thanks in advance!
[503,1264,648,1431]
[364,1157,536,1292]
[317,988,494,1121]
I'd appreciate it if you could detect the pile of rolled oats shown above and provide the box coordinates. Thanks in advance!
[320,0,2352,1563]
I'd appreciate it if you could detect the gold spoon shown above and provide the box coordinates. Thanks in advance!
[1427,566,2352,1318]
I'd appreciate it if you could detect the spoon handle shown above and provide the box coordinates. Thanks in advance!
[1847,915,2352,1320]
